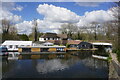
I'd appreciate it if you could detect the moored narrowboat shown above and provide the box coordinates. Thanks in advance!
[18,46,66,53]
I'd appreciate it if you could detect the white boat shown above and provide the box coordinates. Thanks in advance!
[8,52,20,60]
[92,55,108,60]
[1,40,32,51]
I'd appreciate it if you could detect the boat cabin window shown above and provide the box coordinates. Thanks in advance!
[22,48,31,52]
[57,48,64,52]
[41,48,49,52]
[9,45,12,48]
[16,45,18,48]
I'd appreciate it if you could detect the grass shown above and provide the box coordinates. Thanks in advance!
[107,57,112,62]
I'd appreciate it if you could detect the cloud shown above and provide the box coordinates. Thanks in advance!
[15,4,117,35]
[15,19,63,34]
[77,8,116,27]
[15,3,81,34]
[13,6,23,11]
[1,2,23,22]
[36,59,68,74]
[84,10,115,23]
[76,2,101,7]
[36,4,80,23]
[1,10,22,22]
[15,20,33,35]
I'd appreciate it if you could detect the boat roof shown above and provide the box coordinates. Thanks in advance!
[92,42,112,46]
[2,40,32,45]
[43,42,54,45]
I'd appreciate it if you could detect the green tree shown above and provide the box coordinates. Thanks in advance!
[18,34,29,41]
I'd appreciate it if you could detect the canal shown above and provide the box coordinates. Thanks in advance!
[1,51,109,79]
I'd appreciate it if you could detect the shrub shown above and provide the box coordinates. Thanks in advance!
[116,50,120,62]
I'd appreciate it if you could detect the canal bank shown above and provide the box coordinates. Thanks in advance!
[109,53,120,80]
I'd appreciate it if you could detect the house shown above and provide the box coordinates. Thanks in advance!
[39,33,60,42]
[67,40,81,49]
[57,34,68,40]
[39,33,68,42]
[1,40,32,51]
[67,40,93,49]
[78,42,93,49]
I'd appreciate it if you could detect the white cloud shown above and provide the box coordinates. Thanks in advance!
[77,8,116,27]
[84,10,115,23]
[15,20,33,35]
[1,2,23,23]
[1,10,22,22]
[37,4,80,23]
[13,6,23,11]
[15,19,63,34]
[15,4,117,35]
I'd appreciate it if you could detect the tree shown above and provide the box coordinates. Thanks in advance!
[33,19,38,42]
[1,19,19,42]
[18,34,29,41]
[59,23,78,39]
[2,19,11,34]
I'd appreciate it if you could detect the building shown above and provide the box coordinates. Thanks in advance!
[39,33,68,42]
[67,40,81,49]
[57,34,68,40]
[67,40,93,49]
[78,42,93,49]
[1,40,32,51]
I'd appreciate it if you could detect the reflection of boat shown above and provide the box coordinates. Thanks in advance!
[0,46,8,56]
[92,55,108,60]
[8,52,20,60]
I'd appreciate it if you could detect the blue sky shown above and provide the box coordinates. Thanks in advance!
[2,2,117,34]
[12,2,113,21]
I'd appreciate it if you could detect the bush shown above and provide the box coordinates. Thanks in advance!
[112,49,117,53]
[66,44,70,48]
[116,50,120,62]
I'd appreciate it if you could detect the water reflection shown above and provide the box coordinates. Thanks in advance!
[2,51,108,78]
[36,59,69,74]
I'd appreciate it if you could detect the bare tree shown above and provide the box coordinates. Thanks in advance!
[59,23,78,39]
[2,19,11,34]
[1,19,19,42]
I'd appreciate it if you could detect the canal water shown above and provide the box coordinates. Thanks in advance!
[1,51,109,79]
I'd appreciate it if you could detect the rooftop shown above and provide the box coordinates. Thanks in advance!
[2,40,32,45]
[67,40,81,44]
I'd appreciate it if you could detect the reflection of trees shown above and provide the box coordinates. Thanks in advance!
[93,50,109,57]
[80,57,108,71]
[70,51,92,60]
[2,59,17,76]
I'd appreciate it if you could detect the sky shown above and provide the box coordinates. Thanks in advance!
[1,2,118,35]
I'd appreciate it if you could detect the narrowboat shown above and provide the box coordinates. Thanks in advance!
[18,46,66,54]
